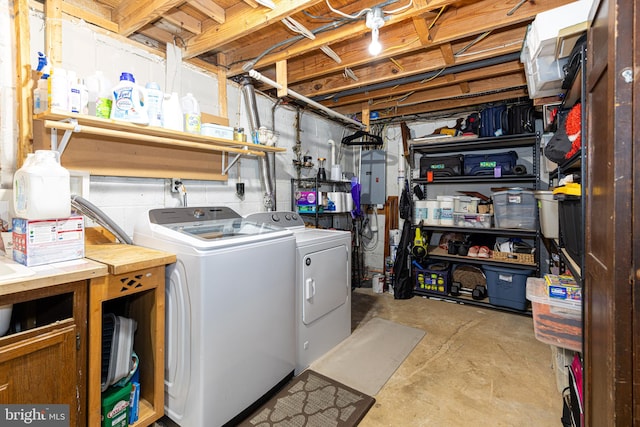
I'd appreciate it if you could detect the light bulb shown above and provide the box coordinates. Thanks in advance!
[369,27,382,55]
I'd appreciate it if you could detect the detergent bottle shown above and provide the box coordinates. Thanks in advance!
[145,82,164,127]
[181,93,201,134]
[13,150,71,220]
[162,92,183,131]
[86,71,112,118]
[110,72,148,124]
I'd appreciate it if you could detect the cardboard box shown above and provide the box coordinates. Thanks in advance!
[101,383,132,427]
[12,216,85,266]
[295,191,317,206]
[545,274,581,302]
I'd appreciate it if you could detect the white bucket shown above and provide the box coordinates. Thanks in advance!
[414,200,429,224]
[438,196,454,225]
[372,273,384,293]
[535,190,559,239]
[424,199,440,225]
[13,150,71,220]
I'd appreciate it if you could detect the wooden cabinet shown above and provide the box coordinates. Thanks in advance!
[85,244,175,427]
[0,259,107,426]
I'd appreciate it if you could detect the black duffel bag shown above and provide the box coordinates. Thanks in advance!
[463,150,518,176]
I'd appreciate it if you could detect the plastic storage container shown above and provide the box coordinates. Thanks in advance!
[526,277,582,352]
[13,150,71,220]
[453,212,492,228]
[415,262,451,295]
[453,196,480,213]
[437,196,454,226]
[558,195,582,261]
[484,265,534,311]
[493,189,537,229]
[534,190,559,239]
[201,123,233,139]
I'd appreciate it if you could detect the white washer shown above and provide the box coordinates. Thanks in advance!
[246,211,351,374]
[134,207,295,427]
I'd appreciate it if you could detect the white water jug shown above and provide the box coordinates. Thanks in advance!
[162,92,183,131]
[13,150,71,220]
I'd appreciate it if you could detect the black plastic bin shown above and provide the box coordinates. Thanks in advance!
[558,196,582,261]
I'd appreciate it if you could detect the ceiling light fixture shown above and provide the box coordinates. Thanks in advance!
[366,8,384,56]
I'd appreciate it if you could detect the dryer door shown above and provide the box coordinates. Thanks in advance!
[302,245,349,325]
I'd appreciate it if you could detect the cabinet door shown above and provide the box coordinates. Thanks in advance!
[0,323,78,425]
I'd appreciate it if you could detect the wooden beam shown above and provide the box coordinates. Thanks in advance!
[216,53,228,119]
[361,102,370,131]
[45,0,63,67]
[411,15,431,45]
[15,0,32,168]
[187,0,225,24]
[276,60,288,98]
[163,9,203,34]
[184,0,324,59]
[319,61,523,109]
[115,0,185,36]
[61,2,118,33]
[439,43,455,65]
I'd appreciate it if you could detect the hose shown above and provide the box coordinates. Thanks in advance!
[71,195,133,244]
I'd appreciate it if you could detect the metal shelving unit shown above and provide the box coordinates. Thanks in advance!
[408,132,541,314]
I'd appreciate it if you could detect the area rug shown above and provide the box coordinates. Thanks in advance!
[310,317,425,396]
[238,370,375,427]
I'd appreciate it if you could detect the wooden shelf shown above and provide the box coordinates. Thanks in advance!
[33,110,285,180]
[425,246,537,269]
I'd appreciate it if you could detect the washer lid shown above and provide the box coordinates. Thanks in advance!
[148,206,287,242]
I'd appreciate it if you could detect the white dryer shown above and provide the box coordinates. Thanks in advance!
[246,211,351,374]
[134,207,296,427]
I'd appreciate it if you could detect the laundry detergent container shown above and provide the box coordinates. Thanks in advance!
[484,265,534,311]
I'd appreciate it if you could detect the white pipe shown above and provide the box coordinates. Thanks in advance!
[249,69,365,129]
[328,139,336,166]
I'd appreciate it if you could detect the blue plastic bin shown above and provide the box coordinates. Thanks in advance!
[483,265,534,310]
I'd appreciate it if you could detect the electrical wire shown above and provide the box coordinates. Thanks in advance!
[361,209,380,252]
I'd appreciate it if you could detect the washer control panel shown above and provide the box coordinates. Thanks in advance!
[246,211,305,229]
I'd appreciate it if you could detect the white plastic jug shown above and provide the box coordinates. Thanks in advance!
[162,92,183,131]
[13,150,71,220]
[86,71,112,118]
[181,93,201,134]
[145,82,164,127]
[110,72,149,124]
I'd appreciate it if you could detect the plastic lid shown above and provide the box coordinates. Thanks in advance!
[119,72,135,82]
[146,82,161,90]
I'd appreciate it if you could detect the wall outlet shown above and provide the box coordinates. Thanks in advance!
[171,178,182,193]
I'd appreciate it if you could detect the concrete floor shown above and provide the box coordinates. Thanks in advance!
[352,287,564,427]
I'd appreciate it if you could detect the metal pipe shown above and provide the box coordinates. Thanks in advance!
[248,69,365,129]
[241,77,276,211]
[240,77,262,133]
[313,52,522,102]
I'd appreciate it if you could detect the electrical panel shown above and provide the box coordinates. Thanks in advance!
[359,149,386,205]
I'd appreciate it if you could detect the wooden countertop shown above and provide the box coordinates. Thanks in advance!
[85,243,176,275]
[0,258,108,296]
[0,243,176,297]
